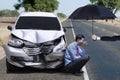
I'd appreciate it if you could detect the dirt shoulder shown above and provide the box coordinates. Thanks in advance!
[95,18,120,28]
[0,17,17,23]
[0,19,14,60]
[0,46,5,60]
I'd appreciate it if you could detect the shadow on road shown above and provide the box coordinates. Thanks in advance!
[7,67,68,74]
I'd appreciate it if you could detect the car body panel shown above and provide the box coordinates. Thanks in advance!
[11,30,64,43]
[4,12,67,70]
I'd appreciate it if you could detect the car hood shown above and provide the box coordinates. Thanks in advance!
[11,30,65,43]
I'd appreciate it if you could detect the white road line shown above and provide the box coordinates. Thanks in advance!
[95,26,119,35]
[113,33,119,35]
[69,20,75,38]
[83,21,119,36]
[82,66,89,80]
[101,28,106,31]
[70,20,89,80]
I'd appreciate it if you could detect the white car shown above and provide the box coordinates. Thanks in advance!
[3,12,67,72]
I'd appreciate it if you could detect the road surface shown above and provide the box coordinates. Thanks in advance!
[71,20,120,80]
[0,19,120,80]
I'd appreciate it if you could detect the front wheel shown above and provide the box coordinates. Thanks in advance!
[6,59,19,73]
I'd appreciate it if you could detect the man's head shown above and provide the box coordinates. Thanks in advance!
[75,34,85,46]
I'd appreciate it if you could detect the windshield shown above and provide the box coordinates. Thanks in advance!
[15,16,61,30]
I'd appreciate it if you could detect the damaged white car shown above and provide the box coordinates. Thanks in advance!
[3,12,67,72]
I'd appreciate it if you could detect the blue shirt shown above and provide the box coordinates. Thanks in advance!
[64,42,85,66]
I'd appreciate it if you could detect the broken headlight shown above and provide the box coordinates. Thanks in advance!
[8,35,24,48]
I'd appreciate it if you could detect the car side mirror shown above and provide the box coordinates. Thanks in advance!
[7,26,12,31]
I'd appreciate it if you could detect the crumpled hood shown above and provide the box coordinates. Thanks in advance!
[11,30,65,43]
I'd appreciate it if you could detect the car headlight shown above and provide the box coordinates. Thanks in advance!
[8,37,24,48]
[53,37,66,52]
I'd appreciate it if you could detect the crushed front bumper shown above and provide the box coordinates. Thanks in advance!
[3,45,64,69]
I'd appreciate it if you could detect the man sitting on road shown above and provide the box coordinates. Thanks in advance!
[64,34,90,76]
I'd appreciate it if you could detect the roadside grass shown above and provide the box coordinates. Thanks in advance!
[0,22,13,46]
[95,18,120,27]
[0,28,10,46]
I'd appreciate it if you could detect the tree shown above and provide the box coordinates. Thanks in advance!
[14,0,34,11]
[0,9,19,17]
[89,0,120,14]
[14,0,59,12]
[90,0,104,5]
[57,13,67,18]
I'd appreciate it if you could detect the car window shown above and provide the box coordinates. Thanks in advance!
[15,16,61,30]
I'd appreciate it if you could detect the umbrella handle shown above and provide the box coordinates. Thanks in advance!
[92,20,94,34]
[92,26,93,34]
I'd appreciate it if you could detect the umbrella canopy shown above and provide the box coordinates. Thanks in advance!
[69,5,116,34]
[69,5,116,20]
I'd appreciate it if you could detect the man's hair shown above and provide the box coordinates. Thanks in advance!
[75,34,85,41]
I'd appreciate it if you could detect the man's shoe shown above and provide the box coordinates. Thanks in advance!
[73,71,84,76]
[79,70,84,74]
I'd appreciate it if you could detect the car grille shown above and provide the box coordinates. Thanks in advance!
[23,47,41,55]
[23,45,54,55]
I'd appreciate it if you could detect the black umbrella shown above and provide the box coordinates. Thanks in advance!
[69,5,116,34]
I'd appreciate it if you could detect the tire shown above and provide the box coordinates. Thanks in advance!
[6,59,19,73]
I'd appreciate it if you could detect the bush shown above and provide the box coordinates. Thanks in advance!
[0,9,19,17]
[57,13,67,19]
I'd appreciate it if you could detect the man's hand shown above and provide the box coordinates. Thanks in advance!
[82,41,87,47]
[92,34,100,41]
[92,34,97,40]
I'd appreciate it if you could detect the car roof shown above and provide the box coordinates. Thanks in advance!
[20,12,57,17]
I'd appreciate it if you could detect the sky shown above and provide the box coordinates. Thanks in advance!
[0,0,120,17]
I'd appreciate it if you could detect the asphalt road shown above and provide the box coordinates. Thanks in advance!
[70,20,120,80]
[0,20,120,80]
